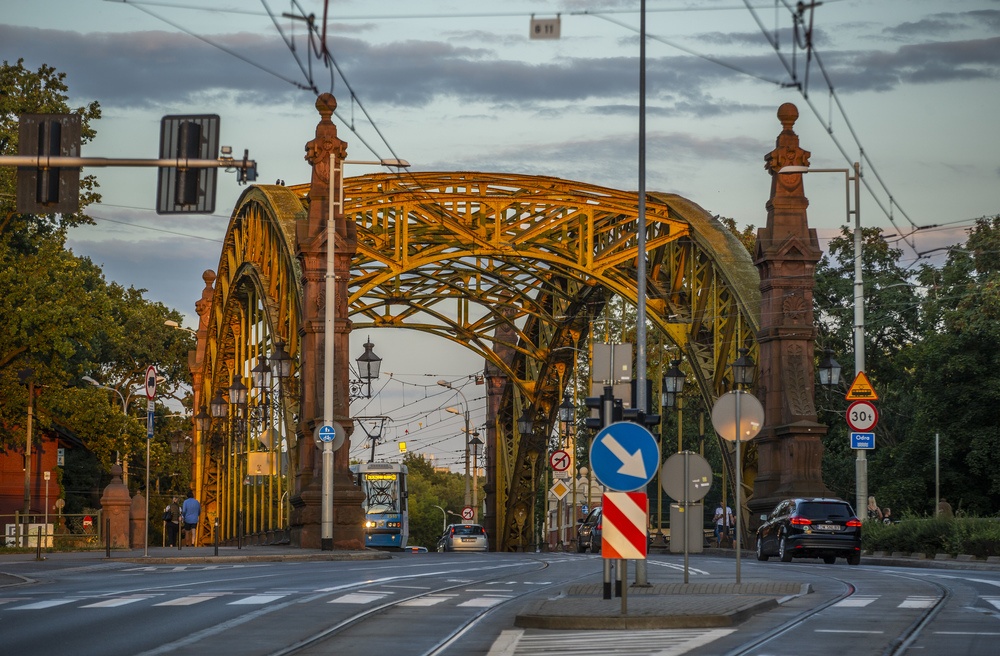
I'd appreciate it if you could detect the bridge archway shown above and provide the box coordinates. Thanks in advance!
[192,172,760,551]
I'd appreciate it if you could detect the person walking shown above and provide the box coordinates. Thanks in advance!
[937,497,954,519]
[867,495,883,522]
[713,503,734,547]
[882,507,893,524]
[164,496,181,547]
[181,490,201,546]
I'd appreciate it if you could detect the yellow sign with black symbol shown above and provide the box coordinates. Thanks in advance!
[845,371,878,401]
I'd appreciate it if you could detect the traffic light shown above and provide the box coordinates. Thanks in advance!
[584,386,623,429]
[16,114,81,214]
[156,114,219,214]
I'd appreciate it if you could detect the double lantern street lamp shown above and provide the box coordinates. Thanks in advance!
[557,394,576,549]
[195,340,294,540]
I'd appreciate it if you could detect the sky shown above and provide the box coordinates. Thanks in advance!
[3,0,999,469]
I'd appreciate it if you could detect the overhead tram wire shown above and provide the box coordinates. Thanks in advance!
[742,0,933,259]
[124,1,314,92]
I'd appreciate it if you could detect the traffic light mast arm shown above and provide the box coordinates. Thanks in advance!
[0,155,255,169]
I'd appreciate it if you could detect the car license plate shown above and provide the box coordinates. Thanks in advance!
[461,538,476,542]
[817,524,839,531]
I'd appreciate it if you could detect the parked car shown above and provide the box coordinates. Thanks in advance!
[755,497,862,565]
[436,524,489,552]
[577,506,602,553]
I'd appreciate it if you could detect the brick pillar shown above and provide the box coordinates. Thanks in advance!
[100,464,132,549]
[291,92,365,549]
[749,103,832,524]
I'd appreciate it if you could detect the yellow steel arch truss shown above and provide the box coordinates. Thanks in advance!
[197,173,760,550]
[195,185,304,544]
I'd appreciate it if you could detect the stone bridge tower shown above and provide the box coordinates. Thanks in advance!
[750,103,833,521]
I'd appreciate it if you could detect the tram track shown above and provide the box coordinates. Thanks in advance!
[723,568,951,656]
[265,557,589,656]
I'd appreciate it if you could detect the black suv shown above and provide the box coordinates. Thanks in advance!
[755,497,862,565]
[576,507,602,553]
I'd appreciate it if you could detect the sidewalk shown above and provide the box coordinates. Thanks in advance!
[0,544,388,587]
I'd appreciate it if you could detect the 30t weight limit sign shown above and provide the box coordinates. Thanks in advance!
[846,400,878,432]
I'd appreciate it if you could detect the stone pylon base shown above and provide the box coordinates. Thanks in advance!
[291,473,366,549]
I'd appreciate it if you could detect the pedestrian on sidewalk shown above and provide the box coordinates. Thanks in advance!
[867,496,883,522]
[164,496,181,547]
[181,490,201,546]
[713,504,734,547]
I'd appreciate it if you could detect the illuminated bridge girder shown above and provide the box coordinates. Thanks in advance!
[194,173,760,551]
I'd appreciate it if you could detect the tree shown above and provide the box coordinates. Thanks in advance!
[907,216,1000,514]
[0,60,194,503]
[403,453,467,548]
[813,227,922,507]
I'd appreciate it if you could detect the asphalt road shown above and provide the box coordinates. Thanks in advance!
[2,551,999,656]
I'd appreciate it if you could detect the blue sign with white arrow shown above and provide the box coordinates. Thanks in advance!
[589,421,661,491]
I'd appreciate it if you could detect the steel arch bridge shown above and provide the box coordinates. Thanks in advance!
[190,171,760,551]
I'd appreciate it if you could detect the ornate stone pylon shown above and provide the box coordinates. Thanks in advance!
[292,93,365,549]
[749,103,832,520]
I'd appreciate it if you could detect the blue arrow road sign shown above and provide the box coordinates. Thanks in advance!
[589,421,661,491]
[851,432,875,449]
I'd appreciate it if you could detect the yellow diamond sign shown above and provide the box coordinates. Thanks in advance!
[550,479,570,500]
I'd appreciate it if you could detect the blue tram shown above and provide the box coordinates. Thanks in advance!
[353,462,409,550]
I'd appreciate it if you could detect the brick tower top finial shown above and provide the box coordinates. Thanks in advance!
[316,93,337,123]
[777,102,798,132]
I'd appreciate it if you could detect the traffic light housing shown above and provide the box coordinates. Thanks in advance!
[16,114,81,214]
[584,386,623,429]
[156,114,219,214]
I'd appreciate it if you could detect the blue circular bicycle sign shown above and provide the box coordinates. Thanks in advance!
[589,422,660,491]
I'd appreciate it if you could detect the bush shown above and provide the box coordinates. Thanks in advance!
[863,516,1000,557]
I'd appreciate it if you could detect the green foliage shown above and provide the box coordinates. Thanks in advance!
[863,517,1000,558]
[403,453,470,549]
[0,60,193,504]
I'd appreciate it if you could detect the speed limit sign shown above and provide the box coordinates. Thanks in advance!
[846,401,878,432]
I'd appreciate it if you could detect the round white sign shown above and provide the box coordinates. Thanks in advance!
[846,401,878,432]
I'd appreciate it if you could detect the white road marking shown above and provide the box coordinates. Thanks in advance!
[815,630,885,634]
[399,594,456,607]
[981,596,1000,610]
[228,594,288,605]
[648,561,710,575]
[899,596,937,608]
[82,595,154,608]
[7,599,78,610]
[155,593,226,607]
[328,592,390,604]
[833,595,879,607]
[488,628,736,656]
[458,597,508,608]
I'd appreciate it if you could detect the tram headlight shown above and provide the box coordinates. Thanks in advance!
[364,520,376,529]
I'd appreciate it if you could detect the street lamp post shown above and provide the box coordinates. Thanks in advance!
[780,162,865,515]
[323,155,409,550]
[438,380,472,519]
[469,435,484,525]
[731,348,755,585]
[432,505,448,533]
[18,368,36,547]
[557,394,575,549]
[661,359,686,541]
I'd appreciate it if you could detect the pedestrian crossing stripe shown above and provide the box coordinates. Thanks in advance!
[899,596,937,608]
[227,593,288,605]
[329,592,391,604]
[833,596,879,607]
[82,595,156,608]
[982,596,1000,611]
[155,593,227,606]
